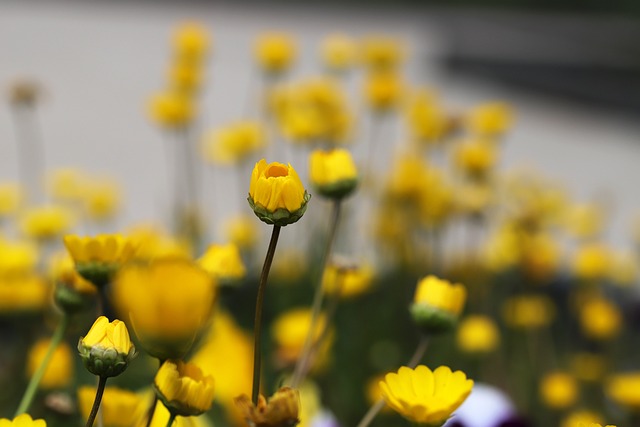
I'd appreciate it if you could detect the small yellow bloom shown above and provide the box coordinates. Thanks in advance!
[172,22,211,62]
[411,275,466,333]
[27,338,73,389]
[405,91,454,144]
[572,243,612,282]
[322,260,374,299]
[78,386,144,427]
[540,372,578,409]
[148,91,195,128]
[0,414,46,427]
[380,365,473,425]
[503,295,556,329]
[255,32,296,74]
[321,33,356,71]
[47,168,87,203]
[154,360,215,416]
[309,148,358,199]
[454,139,498,178]
[223,215,260,250]
[456,315,500,354]
[560,410,603,427]
[202,121,266,166]
[248,159,310,226]
[127,224,192,261]
[466,102,513,136]
[0,183,22,216]
[79,316,135,377]
[364,71,403,111]
[20,205,73,241]
[579,297,621,341]
[606,372,640,411]
[235,387,300,427]
[198,243,246,284]
[0,240,38,277]
[83,179,121,221]
[360,36,404,70]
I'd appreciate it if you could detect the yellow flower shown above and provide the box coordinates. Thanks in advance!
[411,275,466,334]
[83,178,121,221]
[606,372,640,411]
[235,387,300,427]
[198,243,246,284]
[560,410,603,427]
[454,139,498,178]
[364,71,403,111]
[0,183,22,216]
[248,159,310,226]
[138,400,209,427]
[223,215,260,250]
[79,316,135,377]
[321,33,356,71]
[272,308,332,369]
[563,203,604,240]
[322,260,374,299]
[0,275,48,313]
[0,240,38,277]
[20,205,73,241]
[154,360,215,416]
[361,36,404,70]
[147,91,195,128]
[127,224,192,261]
[113,259,214,360]
[456,315,500,354]
[579,297,621,341]
[172,22,211,62]
[255,32,296,74]
[27,338,73,389]
[466,102,513,136]
[202,121,266,166]
[380,365,473,425]
[47,168,87,202]
[48,251,96,291]
[0,414,46,427]
[572,243,612,282]
[405,90,454,144]
[540,372,578,410]
[78,386,144,427]
[309,148,358,199]
[502,295,556,329]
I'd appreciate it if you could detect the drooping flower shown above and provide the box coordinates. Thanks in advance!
[154,360,215,417]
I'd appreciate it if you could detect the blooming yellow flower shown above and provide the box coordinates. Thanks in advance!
[322,260,374,299]
[235,387,300,427]
[456,315,500,354]
[198,243,246,284]
[255,32,296,74]
[380,365,473,425]
[454,139,498,178]
[223,215,260,250]
[248,159,310,226]
[113,259,214,360]
[0,414,46,427]
[411,275,466,333]
[466,102,513,136]
[360,36,404,70]
[579,297,621,341]
[147,91,195,128]
[606,372,640,411]
[0,183,22,216]
[560,410,603,427]
[20,205,73,241]
[202,121,266,166]
[27,338,73,389]
[503,295,556,329]
[540,372,578,410]
[79,316,135,377]
[321,33,356,71]
[572,243,612,282]
[78,386,144,427]
[364,71,403,111]
[172,22,211,62]
[154,360,215,416]
[309,148,358,199]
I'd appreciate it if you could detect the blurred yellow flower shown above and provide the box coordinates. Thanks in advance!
[411,275,466,334]
[198,243,246,284]
[503,295,555,329]
[364,71,403,111]
[309,148,358,199]
[607,372,640,411]
[83,179,121,221]
[361,36,404,70]
[20,205,73,241]
[48,251,96,293]
[155,360,215,416]
[322,260,374,299]
[560,410,603,427]
[380,365,473,425]
[223,215,260,250]
[235,387,300,427]
[608,250,637,286]
[203,121,266,165]
[128,225,192,261]
[0,275,48,313]
[272,308,332,367]
[540,372,578,410]
[456,315,500,354]
[466,102,513,136]
[572,243,612,282]
[172,22,211,62]
[255,32,296,74]
[8,79,41,106]
[248,159,310,226]
[148,91,195,128]
[454,139,498,178]
[113,259,214,360]
[0,240,38,277]
[47,168,86,203]
[271,249,308,284]
[571,352,606,382]
[405,90,454,144]
[27,338,73,389]
[321,33,356,71]
[579,297,621,341]
[0,183,22,216]
[563,203,604,240]
[0,414,46,427]
[78,386,144,427]
[168,62,203,94]
[139,401,207,427]
[79,316,135,377]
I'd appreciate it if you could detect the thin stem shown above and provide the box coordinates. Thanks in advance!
[12,105,44,204]
[144,359,163,427]
[290,200,342,388]
[85,376,108,427]
[165,412,177,427]
[15,315,70,416]
[251,225,282,404]
[355,335,430,427]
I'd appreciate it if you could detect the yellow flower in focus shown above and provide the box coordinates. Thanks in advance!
[361,36,404,70]
[309,148,358,199]
[272,308,332,368]
[607,372,640,411]
[503,295,555,329]
[364,71,403,111]
[0,183,22,216]
[248,159,310,226]
[148,91,195,128]
[235,387,300,427]
[321,33,356,71]
[411,275,466,334]
[113,259,214,360]
[78,386,144,427]
[202,121,266,166]
[27,338,73,389]
[322,260,374,299]
[380,365,473,425]
[255,32,296,74]
[198,243,246,284]
[540,372,578,410]
[83,179,121,221]
[456,315,500,354]
[223,215,260,250]
[579,297,621,341]
[20,205,73,241]
[79,316,135,377]
[0,414,46,427]
[154,360,215,416]
[172,22,211,62]
[466,102,513,136]
[454,139,498,178]
[571,352,606,382]
[560,411,603,427]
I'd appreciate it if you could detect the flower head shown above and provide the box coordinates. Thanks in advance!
[0,414,46,427]
[309,149,358,199]
[380,365,473,426]
[255,33,296,74]
[148,91,195,128]
[172,22,211,63]
[235,387,300,427]
[411,275,466,334]
[503,295,556,330]
[0,183,22,217]
[78,316,135,377]
[321,33,356,72]
[248,159,310,226]
[321,258,374,299]
[466,102,513,136]
[203,121,266,166]
[540,372,578,410]
[579,297,621,341]
[198,243,246,285]
[606,372,640,411]
[456,315,500,354]
[20,205,73,241]
[27,339,73,389]
[361,36,404,71]
[453,139,498,179]
[154,360,215,416]
[364,71,403,111]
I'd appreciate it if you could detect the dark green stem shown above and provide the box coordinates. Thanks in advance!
[165,412,177,427]
[251,225,282,404]
[85,376,108,427]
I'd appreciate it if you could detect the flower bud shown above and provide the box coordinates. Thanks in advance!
[154,360,215,417]
[78,316,135,377]
[410,275,466,334]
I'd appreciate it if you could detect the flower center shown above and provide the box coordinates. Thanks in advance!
[265,164,288,178]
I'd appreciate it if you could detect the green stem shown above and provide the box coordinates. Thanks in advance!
[251,225,282,405]
[290,200,342,388]
[145,359,164,427]
[15,314,70,416]
[165,412,177,427]
[85,376,108,427]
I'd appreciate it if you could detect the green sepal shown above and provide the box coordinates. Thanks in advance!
[313,178,358,200]
[247,192,311,227]
[409,303,458,335]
